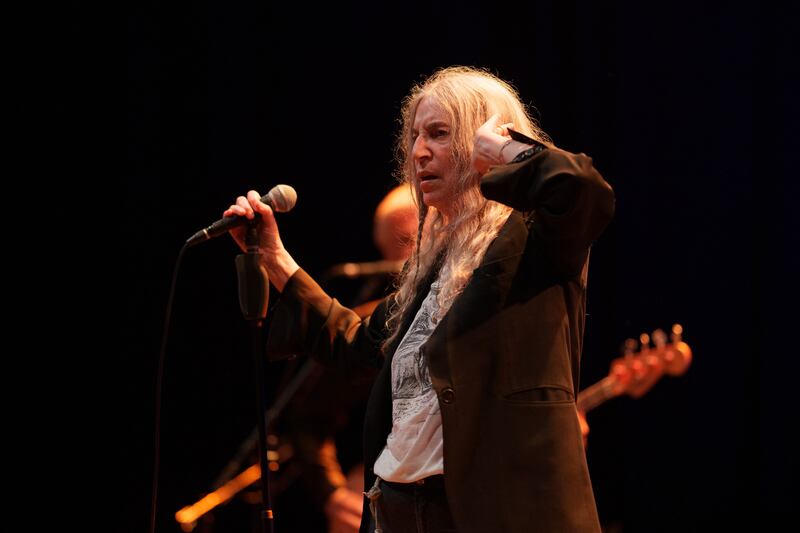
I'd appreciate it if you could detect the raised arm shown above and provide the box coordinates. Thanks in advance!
[472,114,615,275]
[480,148,615,249]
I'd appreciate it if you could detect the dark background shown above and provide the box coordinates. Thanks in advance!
[126,1,798,531]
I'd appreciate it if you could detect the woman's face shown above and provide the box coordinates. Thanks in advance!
[411,97,458,217]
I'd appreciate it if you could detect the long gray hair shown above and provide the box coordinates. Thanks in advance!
[383,66,551,349]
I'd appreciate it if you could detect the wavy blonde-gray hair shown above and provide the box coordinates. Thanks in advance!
[383,66,551,349]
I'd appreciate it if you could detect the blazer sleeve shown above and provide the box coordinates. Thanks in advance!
[480,147,615,275]
[265,268,389,382]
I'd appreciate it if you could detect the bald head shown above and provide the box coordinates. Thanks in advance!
[373,184,418,261]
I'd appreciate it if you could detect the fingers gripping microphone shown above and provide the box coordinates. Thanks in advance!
[186,184,297,247]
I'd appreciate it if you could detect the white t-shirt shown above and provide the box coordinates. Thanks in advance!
[373,280,444,482]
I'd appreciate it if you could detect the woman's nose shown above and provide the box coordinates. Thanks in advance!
[412,135,431,162]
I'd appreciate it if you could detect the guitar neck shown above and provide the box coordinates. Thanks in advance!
[577,376,620,413]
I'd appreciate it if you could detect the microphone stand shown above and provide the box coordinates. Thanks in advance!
[235,221,274,533]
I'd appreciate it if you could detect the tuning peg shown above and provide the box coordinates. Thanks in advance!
[623,338,638,356]
[652,329,667,348]
[639,333,650,352]
[670,323,683,343]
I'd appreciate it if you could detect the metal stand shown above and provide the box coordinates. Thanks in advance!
[234,222,274,533]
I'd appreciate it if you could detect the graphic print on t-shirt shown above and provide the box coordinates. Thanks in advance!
[390,281,441,423]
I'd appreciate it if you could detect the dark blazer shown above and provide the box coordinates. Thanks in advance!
[267,147,615,533]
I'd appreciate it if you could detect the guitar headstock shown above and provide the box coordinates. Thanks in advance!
[608,324,692,399]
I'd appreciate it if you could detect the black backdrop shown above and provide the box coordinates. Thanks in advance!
[126,1,798,531]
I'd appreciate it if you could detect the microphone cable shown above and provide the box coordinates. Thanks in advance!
[149,243,188,533]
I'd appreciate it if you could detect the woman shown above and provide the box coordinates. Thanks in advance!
[225,66,615,533]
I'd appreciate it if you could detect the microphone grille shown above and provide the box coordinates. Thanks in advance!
[267,184,297,212]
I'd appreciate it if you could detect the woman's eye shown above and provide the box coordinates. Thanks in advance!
[432,129,449,138]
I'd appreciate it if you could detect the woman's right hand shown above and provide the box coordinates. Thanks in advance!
[224,190,284,253]
[223,190,299,291]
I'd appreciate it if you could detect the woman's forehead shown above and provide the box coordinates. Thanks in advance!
[413,97,450,128]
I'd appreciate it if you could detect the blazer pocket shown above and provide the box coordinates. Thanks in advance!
[502,385,575,405]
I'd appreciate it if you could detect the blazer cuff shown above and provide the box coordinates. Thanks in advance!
[265,268,335,361]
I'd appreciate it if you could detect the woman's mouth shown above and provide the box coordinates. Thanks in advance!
[419,176,440,192]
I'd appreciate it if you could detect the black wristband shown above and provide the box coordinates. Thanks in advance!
[510,143,547,163]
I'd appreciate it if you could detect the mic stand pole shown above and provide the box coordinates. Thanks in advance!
[211,358,321,489]
[235,221,274,533]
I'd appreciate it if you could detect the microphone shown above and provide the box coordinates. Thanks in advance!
[186,184,297,247]
[323,259,406,279]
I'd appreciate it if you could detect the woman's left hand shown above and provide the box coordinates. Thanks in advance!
[472,113,511,175]
[471,113,530,175]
